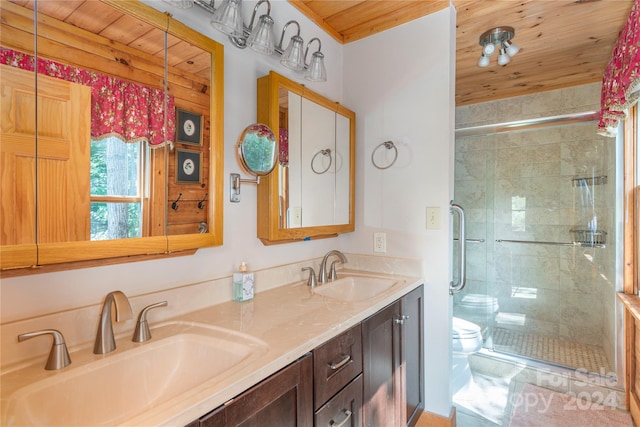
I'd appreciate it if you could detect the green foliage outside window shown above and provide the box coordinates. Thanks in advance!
[90,137,144,240]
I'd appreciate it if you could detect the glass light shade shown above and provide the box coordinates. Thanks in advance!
[211,0,244,38]
[497,48,510,65]
[280,35,305,71]
[504,40,520,57]
[482,42,496,56]
[163,0,194,8]
[247,15,275,55]
[305,51,326,82]
[477,54,490,68]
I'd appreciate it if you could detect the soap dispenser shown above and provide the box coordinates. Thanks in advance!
[233,262,254,302]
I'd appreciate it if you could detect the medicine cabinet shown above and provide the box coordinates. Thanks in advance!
[256,71,355,244]
[0,0,224,273]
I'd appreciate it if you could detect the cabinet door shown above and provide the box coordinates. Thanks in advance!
[401,285,424,427]
[362,301,401,427]
[199,353,313,427]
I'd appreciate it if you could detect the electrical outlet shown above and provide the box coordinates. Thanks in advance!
[426,207,441,229]
[374,232,386,253]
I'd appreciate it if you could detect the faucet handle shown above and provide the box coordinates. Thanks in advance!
[132,301,168,343]
[18,329,71,370]
[302,267,317,287]
[329,260,341,281]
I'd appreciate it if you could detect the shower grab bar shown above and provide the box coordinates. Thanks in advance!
[449,202,466,295]
[453,238,485,243]
[496,239,576,247]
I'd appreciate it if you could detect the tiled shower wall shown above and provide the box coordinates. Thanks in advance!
[455,83,618,369]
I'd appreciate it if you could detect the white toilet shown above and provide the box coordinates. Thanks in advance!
[451,316,483,395]
[454,293,499,337]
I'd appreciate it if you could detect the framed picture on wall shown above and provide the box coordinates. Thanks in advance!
[176,149,202,184]
[177,108,202,146]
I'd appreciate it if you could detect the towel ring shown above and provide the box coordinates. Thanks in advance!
[372,141,398,170]
[311,149,332,174]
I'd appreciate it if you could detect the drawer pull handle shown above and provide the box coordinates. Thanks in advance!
[328,354,351,370]
[329,409,352,427]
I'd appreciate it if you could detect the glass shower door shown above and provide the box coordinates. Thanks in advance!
[455,114,621,380]
[487,119,617,375]
[452,131,496,349]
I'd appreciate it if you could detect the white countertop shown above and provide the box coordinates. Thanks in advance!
[1,270,423,426]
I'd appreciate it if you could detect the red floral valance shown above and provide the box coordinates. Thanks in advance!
[0,47,175,146]
[597,0,640,137]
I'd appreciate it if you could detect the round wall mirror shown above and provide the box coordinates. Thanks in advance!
[237,123,278,176]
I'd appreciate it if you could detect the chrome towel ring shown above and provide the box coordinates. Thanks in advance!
[311,149,332,174]
[371,140,398,169]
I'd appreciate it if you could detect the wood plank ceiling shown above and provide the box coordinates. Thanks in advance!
[9,0,634,107]
[289,0,635,106]
[5,0,211,80]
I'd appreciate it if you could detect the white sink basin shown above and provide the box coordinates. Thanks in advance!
[313,275,399,302]
[3,322,268,426]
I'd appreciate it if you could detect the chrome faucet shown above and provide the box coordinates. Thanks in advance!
[318,250,348,283]
[18,329,71,370]
[94,290,132,354]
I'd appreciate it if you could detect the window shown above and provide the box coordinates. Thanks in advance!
[90,136,148,240]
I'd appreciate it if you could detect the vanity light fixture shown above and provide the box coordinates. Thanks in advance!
[477,26,520,68]
[246,1,275,55]
[304,38,327,82]
[186,0,327,81]
[210,0,244,38]
[278,21,306,71]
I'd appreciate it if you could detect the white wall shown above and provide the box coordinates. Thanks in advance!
[0,0,456,418]
[341,6,457,417]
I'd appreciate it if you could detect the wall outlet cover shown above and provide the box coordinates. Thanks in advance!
[426,207,441,230]
[374,232,386,253]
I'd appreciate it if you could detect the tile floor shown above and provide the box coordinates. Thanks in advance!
[493,328,613,374]
[454,348,623,427]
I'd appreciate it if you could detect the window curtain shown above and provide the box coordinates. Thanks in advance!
[597,0,640,137]
[0,47,175,146]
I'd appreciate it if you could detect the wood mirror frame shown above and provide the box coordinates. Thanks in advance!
[256,71,355,244]
[0,0,224,275]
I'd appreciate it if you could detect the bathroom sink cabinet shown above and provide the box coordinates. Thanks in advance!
[186,284,423,427]
[362,285,424,427]
[194,353,313,427]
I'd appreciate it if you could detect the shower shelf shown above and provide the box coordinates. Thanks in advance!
[570,229,607,247]
[572,175,607,187]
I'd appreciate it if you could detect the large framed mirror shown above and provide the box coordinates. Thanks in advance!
[0,0,223,272]
[256,71,355,244]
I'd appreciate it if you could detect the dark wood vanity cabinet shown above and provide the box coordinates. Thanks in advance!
[362,285,424,427]
[402,285,425,427]
[187,284,423,427]
[195,353,313,427]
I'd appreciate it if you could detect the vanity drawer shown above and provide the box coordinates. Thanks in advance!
[315,374,363,427]
[314,323,362,409]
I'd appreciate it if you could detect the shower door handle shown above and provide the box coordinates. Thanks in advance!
[449,201,467,295]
